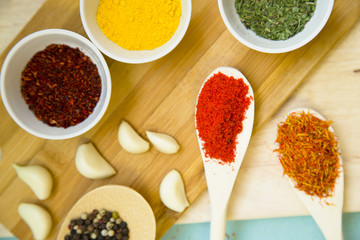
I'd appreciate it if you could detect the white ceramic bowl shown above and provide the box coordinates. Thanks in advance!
[0,29,111,140]
[80,0,192,63]
[218,0,334,53]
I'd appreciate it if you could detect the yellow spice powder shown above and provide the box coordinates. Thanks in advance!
[96,0,181,51]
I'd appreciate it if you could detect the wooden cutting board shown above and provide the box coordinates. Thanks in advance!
[0,0,358,239]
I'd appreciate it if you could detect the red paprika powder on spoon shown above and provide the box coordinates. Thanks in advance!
[195,72,252,164]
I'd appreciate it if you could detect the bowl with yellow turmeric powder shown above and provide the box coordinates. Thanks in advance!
[80,0,191,63]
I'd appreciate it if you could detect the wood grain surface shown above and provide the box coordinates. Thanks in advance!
[0,0,359,239]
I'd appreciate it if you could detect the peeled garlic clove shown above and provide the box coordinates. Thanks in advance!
[18,203,52,240]
[159,169,189,212]
[146,131,180,154]
[13,164,53,200]
[75,142,116,179]
[118,120,149,154]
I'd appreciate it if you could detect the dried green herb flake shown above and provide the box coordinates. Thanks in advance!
[235,0,317,40]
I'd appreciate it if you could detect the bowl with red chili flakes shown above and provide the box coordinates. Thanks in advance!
[0,29,111,139]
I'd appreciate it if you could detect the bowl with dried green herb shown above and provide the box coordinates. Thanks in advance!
[218,0,334,53]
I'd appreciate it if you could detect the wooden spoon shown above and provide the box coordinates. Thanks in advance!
[279,108,344,240]
[57,185,156,240]
[195,67,255,240]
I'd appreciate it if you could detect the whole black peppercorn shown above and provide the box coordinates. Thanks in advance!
[93,222,100,229]
[106,211,112,219]
[115,233,123,240]
[64,235,71,240]
[87,225,94,232]
[89,213,96,220]
[113,224,119,231]
[77,219,84,226]
[122,228,129,235]
[80,225,87,232]
[122,235,129,240]
[119,222,127,229]
[100,223,106,230]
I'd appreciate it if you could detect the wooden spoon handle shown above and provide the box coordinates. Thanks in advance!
[210,203,228,240]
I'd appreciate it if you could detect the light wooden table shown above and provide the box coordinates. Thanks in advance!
[179,18,360,223]
[0,0,359,236]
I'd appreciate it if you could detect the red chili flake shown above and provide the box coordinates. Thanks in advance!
[196,72,252,164]
[21,44,101,128]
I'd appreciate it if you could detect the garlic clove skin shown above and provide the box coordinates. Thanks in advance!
[159,169,190,212]
[13,164,53,200]
[75,142,116,179]
[18,203,52,240]
[146,131,180,154]
[118,120,150,154]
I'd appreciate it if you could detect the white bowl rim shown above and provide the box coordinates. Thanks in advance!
[218,0,335,53]
[0,28,111,140]
[79,0,192,63]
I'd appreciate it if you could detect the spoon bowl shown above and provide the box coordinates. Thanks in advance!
[195,67,255,240]
[277,108,344,240]
[57,185,156,240]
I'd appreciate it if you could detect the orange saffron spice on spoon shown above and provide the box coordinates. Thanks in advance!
[275,111,341,199]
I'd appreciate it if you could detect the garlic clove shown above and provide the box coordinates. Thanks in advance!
[159,169,190,212]
[75,142,116,179]
[146,131,180,154]
[118,120,149,154]
[18,203,52,240]
[13,164,53,200]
